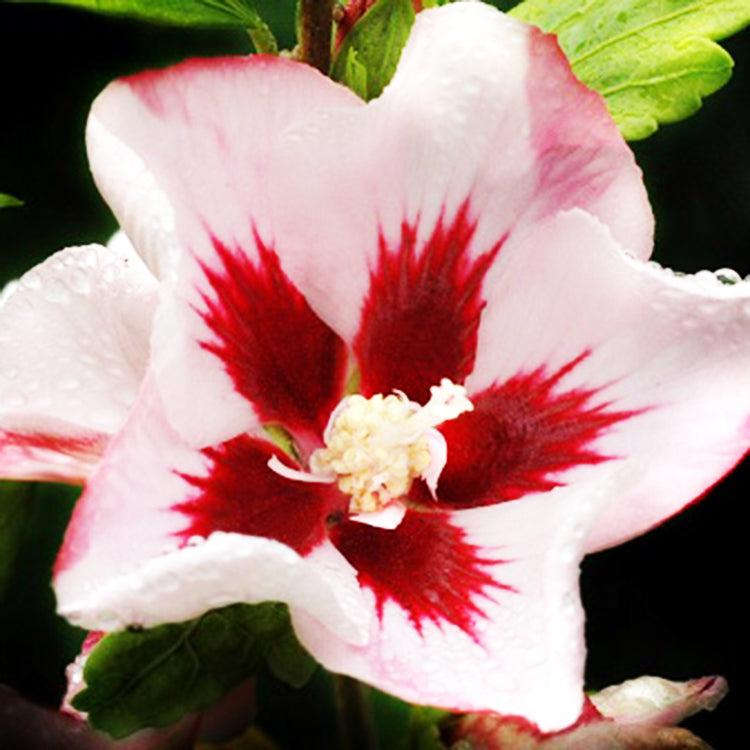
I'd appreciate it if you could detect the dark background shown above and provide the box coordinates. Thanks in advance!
[0,2,747,747]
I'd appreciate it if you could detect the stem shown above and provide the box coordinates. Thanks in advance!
[299,0,335,74]
[334,675,378,750]
[247,22,279,55]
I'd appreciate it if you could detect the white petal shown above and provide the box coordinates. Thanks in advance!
[468,209,750,551]
[0,241,157,481]
[293,477,617,731]
[54,375,369,645]
[270,3,651,344]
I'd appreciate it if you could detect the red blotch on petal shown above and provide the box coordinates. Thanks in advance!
[1,429,108,482]
[436,354,639,509]
[355,203,504,404]
[1,430,108,458]
[198,233,348,442]
[330,510,506,637]
[176,436,343,555]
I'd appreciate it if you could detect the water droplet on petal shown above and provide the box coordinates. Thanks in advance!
[57,377,80,391]
[559,544,577,564]
[43,279,70,304]
[101,264,118,285]
[196,561,218,581]
[21,274,42,291]
[715,268,742,285]
[68,269,91,295]
[98,610,121,630]
[158,573,180,593]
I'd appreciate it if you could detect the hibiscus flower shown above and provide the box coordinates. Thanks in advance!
[1,2,749,734]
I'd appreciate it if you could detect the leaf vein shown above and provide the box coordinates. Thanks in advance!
[570,3,704,66]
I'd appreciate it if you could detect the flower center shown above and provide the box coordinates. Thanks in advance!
[311,379,473,515]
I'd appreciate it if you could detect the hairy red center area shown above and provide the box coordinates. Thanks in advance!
[175,435,342,555]
[436,354,638,508]
[354,203,504,404]
[330,510,507,637]
[197,232,347,442]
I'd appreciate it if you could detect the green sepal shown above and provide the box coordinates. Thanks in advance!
[510,0,750,140]
[341,48,369,101]
[331,0,416,100]
[6,0,264,28]
[0,193,24,208]
[72,602,316,739]
[261,424,299,461]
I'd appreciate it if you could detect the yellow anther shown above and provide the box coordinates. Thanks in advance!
[310,379,473,515]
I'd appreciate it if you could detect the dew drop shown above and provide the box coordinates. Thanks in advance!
[101,264,118,285]
[34,394,54,409]
[43,279,70,304]
[68,269,91,295]
[79,246,98,267]
[559,544,577,564]
[98,610,121,630]
[525,646,547,665]
[207,594,235,609]
[158,573,180,593]
[21,274,42,291]
[57,377,80,391]
[195,561,218,581]
[715,268,742,285]
[93,407,122,427]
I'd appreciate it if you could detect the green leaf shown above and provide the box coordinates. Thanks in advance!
[409,706,451,750]
[6,0,262,28]
[72,602,315,739]
[341,48,370,101]
[0,482,34,601]
[265,631,317,688]
[331,0,416,100]
[0,193,24,208]
[369,688,450,750]
[510,0,750,140]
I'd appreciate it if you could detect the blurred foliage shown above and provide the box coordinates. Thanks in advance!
[0,482,34,600]
[0,481,84,705]
[7,0,265,27]
[0,193,24,208]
